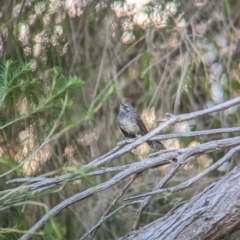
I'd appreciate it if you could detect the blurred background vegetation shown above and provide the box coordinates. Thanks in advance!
[1,0,240,239]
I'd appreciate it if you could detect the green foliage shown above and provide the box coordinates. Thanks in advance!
[0,60,38,109]
[0,60,84,143]
[1,1,240,239]
[42,218,66,240]
[0,209,29,240]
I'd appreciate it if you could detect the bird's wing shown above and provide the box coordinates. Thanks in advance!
[117,124,136,138]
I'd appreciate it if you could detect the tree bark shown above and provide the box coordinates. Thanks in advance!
[122,164,240,240]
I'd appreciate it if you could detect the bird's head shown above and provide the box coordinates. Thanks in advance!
[119,102,133,113]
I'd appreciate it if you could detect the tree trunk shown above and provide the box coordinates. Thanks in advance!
[122,164,240,240]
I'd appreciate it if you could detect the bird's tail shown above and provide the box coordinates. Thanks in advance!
[147,140,166,151]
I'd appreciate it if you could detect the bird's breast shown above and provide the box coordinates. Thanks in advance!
[117,113,140,135]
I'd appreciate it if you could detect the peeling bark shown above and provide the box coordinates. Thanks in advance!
[122,164,240,240]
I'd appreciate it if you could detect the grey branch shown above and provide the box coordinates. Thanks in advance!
[88,97,240,167]
[121,158,240,240]
[17,97,240,240]
[124,145,240,201]
[6,126,240,192]
[80,174,141,240]
[19,137,240,240]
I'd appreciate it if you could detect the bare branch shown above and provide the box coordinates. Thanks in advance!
[16,98,240,240]
[121,163,240,240]
[151,126,240,141]
[80,200,142,240]
[133,163,181,230]
[7,126,240,186]
[88,97,240,168]
[125,145,240,201]
[81,174,140,240]
[19,136,240,240]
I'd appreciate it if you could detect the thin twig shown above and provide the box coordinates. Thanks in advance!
[87,97,240,168]
[81,173,140,240]
[133,163,182,230]
[174,52,190,113]
[80,200,142,240]
[6,126,240,189]
[17,98,240,239]
[124,145,240,201]
[151,126,240,141]
[18,136,240,240]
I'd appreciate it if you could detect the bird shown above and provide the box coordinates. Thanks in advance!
[117,102,165,151]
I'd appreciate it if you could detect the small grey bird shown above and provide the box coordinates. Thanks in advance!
[117,102,165,151]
